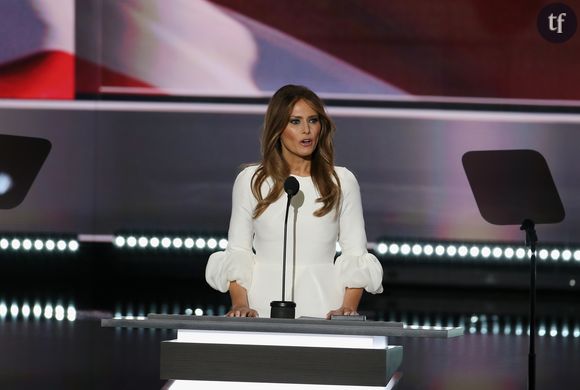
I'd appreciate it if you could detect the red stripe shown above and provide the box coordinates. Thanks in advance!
[76,57,162,95]
[0,51,74,99]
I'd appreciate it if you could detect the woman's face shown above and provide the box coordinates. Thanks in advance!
[280,99,321,162]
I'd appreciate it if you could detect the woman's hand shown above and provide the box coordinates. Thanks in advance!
[326,287,363,319]
[226,305,259,317]
[326,306,359,319]
[226,281,257,317]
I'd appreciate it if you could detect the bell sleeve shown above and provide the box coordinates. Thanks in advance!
[205,167,256,293]
[334,168,384,294]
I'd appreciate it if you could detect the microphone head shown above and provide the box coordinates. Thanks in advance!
[284,176,300,197]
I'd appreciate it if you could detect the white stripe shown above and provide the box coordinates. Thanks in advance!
[2,99,580,123]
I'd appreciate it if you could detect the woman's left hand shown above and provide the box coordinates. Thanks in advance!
[326,307,359,319]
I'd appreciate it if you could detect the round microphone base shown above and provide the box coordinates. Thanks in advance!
[270,301,296,319]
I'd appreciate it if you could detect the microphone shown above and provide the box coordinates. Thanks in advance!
[270,176,299,319]
[284,176,299,197]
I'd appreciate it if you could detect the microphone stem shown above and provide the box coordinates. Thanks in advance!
[282,194,292,302]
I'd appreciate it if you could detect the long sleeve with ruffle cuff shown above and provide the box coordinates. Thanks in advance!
[205,249,254,293]
[334,252,384,294]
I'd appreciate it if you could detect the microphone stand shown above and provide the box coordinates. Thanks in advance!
[270,190,297,319]
[521,219,537,390]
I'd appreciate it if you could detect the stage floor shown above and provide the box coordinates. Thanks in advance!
[0,316,578,389]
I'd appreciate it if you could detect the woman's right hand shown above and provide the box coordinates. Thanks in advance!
[225,305,259,317]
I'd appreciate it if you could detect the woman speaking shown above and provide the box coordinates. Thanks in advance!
[206,85,383,318]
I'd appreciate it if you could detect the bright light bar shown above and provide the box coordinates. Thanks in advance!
[0,237,78,253]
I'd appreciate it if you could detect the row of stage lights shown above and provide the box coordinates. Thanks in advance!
[375,241,580,263]
[3,296,579,339]
[113,234,580,264]
[0,237,79,253]
[2,234,580,264]
[396,313,580,338]
[0,301,76,322]
[114,235,227,251]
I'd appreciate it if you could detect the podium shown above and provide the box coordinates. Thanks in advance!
[102,314,463,389]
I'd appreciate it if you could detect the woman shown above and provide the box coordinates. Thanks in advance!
[206,85,383,318]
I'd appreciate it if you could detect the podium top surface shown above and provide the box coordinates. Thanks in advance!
[101,314,463,338]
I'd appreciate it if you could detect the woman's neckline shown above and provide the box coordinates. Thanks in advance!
[290,173,311,178]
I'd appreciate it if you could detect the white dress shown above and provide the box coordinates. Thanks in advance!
[205,165,383,318]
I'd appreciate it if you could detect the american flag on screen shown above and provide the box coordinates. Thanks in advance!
[2,0,579,101]
[0,0,74,99]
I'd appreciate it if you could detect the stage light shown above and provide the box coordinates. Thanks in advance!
[68,240,79,252]
[562,250,572,261]
[389,243,400,255]
[219,239,228,249]
[161,237,171,248]
[469,246,480,258]
[10,303,19,318]
[458,245,468,257]
[504,247,514,259]
[538,325,546,337]
[562,326,570,338]
[515,325,523,336]
[126,236,137,248]
[573,327,580,338]
[550,249,560,261]
[11,239,21,250]
[515,248,526,259]
[0,302,6,318]
[446,245,457,257]
[400,244,411,256]
[423,244,434,256]
[55,305,65,321]
[492,247,502,258]
[481,246,491,258]
[207,238,217,249]
[21,303,31,319]
[56,240,67,251]
[114,236,125,247]
[570,279,576,287]
[31,239,43,251]
[0,238,8,250]
[150,237,160,248]
[435,245,445,256]
[194,308,204,316]
[574,250,580,261]
[45,239,55,251]
[504,324,512,335]
[44,304,54,320]
[33,303,42,319]
[412,244,422,256]
[377,243,388,255]
[195,238,206,249]
[539,249,549,260]
[184,238,194,249]
[172,238,183,249]
[138,237,148,248]
[470,315,478,323]
[22,239,32,250]
[184,308,193,315]
[550,326,558,337]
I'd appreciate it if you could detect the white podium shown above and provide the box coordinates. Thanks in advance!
[102,314,463,389]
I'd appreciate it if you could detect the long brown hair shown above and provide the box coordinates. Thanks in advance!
[251,85,340,218]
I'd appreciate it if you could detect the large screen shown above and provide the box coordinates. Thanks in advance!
[2,1,580,102]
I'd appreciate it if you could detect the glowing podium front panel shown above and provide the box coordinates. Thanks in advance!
[161,329,400,387]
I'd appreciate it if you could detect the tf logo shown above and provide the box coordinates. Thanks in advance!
[537,3,577,43]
